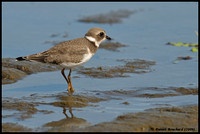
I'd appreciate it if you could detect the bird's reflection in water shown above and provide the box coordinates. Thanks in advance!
[43,94,92,130]
[62,107,74,119]
[60,94,75,119]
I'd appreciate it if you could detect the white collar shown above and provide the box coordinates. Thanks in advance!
[85,36,100,47]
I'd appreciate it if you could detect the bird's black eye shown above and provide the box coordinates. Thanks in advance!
[99,32,104,37]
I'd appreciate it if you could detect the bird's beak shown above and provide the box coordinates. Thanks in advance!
[106,35,112,40]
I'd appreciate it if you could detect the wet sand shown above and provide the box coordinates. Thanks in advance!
[2,56,198,132]
[77,105,198,132]
[78,9,138,24]
[2,55,155,84]
[2,104,198,132]
[2,87,198,132]
[2,58,62,84]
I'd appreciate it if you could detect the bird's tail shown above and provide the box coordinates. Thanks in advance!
[16,56,27,61]
[16,53,47,63]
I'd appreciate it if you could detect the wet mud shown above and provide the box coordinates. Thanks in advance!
[77,59,156,78]
[99,41,128,52]
[2,123,32,132]
[2,58,155,84]
[94,87,198,98]
[78,105,197,132]
[3,105,197,132]
[2,97,53,121]
[2,67,27,85]
[2,87,198,132]
[2,57,197,132]
[3,104,198,132]
[78,9,139,24]
[2,92,105,122]
[43,116,91,132]
[48,93,105,108]
[2,58,62,84]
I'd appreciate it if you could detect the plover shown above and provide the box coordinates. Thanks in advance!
[16,27,111,95]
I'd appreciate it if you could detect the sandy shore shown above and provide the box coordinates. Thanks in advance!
[2,87,198,132]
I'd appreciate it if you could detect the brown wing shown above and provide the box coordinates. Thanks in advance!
[24,38,89,65]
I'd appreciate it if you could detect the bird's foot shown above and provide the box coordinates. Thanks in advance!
[67,86,74,96]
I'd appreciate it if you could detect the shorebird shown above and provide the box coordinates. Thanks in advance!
[16,27,111,95]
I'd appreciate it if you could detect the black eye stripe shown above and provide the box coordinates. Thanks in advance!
[99,32,104,37]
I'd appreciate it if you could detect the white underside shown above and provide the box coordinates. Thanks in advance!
[60,47,94,68]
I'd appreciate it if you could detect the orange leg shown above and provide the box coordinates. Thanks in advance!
[67,69,75,94]
[61,68,74,95]
[61,68,69,83]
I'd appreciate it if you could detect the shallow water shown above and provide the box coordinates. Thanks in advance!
[2,2,198,131]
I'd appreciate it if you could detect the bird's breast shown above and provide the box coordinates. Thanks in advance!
[60,47,94,69]
[81,47,94,63]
